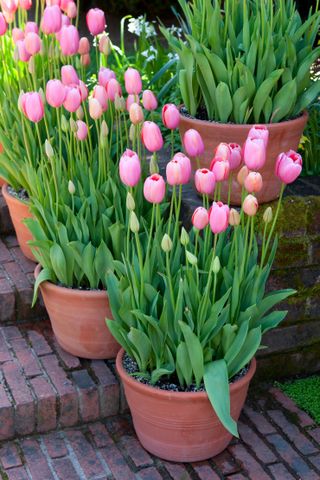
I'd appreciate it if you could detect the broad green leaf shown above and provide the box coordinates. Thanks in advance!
[179,321,204,387]
[216,82,233,123]
[253,69,284,123]
[271,79,297,122]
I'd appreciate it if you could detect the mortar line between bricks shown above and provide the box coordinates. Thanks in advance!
[94,450,113,479]
[38,441,60,480]
[60,431,88,480]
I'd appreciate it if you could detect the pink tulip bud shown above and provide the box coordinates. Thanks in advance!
[66,1,77,18]
[78,36,90,55]
[172,152,191,184]
[93,85,108,112]
[0,13,7,35]
[166,159,183,186]
[19,0,32,9]
[89,97,103,119]
[76,120,88,141]
[16,40,31,62]
[210,157,230,182]
[142,90,158,111]
[119,149,141,187]
[237,165,249,186]
[86,8,105,36]
[192,206,209,230]
[124,67,142,95]
[162,103,180,130]
[183,129,204,157]
[2,10,14,23]
[107,78,122,102]
[80,53,90,67]
[98,67,116,88]
[24,32,41,55]
[195,168,216,195]
[242,194,258,216]
[79,80,88,101]
[243,137,266,171]
[61,65,79,85]
[129,103,144,125]
[209,201,230,234]
[46,79,66,107]
[63,85,81,112]
[143,174,166,203]
[59,0,68,10]
[99,34,110,55]
[25,21,38,34]
[248,125,269,148]
[20,92,44,123]
[229,143,242,170]
[12,27,24,43]
[126,94,138,112]
[244,172,263,193]
[229,208,240,226]
[1,0,18,14]
[59,25,79,56]
[141,121,163,152]
[42,5,62,34]
[214,143,231,162]
[275,150,302,184]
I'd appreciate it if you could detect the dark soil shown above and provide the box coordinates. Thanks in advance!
[8,186,29,201]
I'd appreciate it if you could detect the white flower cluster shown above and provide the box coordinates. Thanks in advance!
[128,16,156,39]
[167,25,183,38]
[141,45,158,62]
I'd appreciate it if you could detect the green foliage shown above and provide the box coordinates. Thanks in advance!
[162,0,320,123]
[277,376,320,424]
[299,102,320,176]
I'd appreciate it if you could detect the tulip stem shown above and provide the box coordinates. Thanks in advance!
[167,185,176,237]
[171,129,174,158]
[228,173,233,205]
[261,183,285,267]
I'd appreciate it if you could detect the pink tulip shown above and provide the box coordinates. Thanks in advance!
[63,86,81,112]
[143,174,166,203]
[141,121,163,152]
[16,40,31,62]
[107,78,122,102]
[42,5,62,34]
[12,27,24,43]
[172,152,191,184]
[237,166,249,186]
[19,0,32,9]
[79,81,88,101]
[126,94,137,112]
[2,10,15,23]
[194,168,216,195]
[183,129,204,157]
[1,0,18,14]
[119,149,141,187]
[248,125,269,147]
[275,150,302,184]
[46,79,66,107]
[243,137,266,170]
[25,21,38,34]
[162,103,180,130]
[80,54,90,67]
[24,32,41,55]
[55,14,70,41]
[209,202,230,234]
[20,92,44,123]
[99,34,110,55]
[78,37,90,55]
[229,143,242,170]
[61,65,79,85]
[124,67,142,95]
[142,90,158,111]
[89,97,103,119]
[86,8,105,36]
[244,172,263,193]
[98,67,116,88]
[0,13,6,35]
[215,143,231,162]
[59,0,68,10]
[243,194,258,216]
[59,25,79,56]
[66,1,77,19]
[210,157,230,182]
[93,85,108,111]
[129,103,144,125]
[166,159,183,186]
[192,207,209,230]
[76,120,88,141]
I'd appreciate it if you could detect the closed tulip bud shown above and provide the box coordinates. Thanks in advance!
[192,207,209,230]
[19,0,32,9]
[63,86,81,113]
[99,33,111,55]
[243,137,266,171]
[194,168,215,195]
[76,105,84,120]
[78,36,90,55]
[93,85,108,111]
[161,234,172,253]
[20,92,44,123]
[183,129,204,157]
[107,78,122,102]
[129,123,135,142]
[229,143,242,170]
[275,150,302,184]
[46,79,66,108]
[12,27,24,43]
[61,114,68,132]
[42,5,62,34]
[101,120,109,137]
[141,121,163,152]
[210,157,230,182]
[25,22,39,34]
[114,94,125,111]
[248,125,269,148]
[0,13,7,36]
[126,94,137,112]
[89,97,103,119]
[86,8,106,36]
[68,180,75,195]
[162,103,180,129]
[237,165,249,186]
[45,139,54,158]
[243,194,258,216]
[24,32,41,55]
[81,53,90,67]
[186,250,197,266]
[59,25,79,56]
[69,118,77,132]
[180,227,189,246]
[215,143,231,162]
[263,206,273,224]
[98,67,116,88]
[28,56,35,74]
[66,1,77,19]
[142,90,158,111]
[126,191,135,211]
[76,120,88,141]
[166,159,183,186]
[229,208,240,226]
[212,256,221,274]
[16,40,31,62]
[79,81,88,101]
[129,103,144,125]
[1,0,18,14]
[172,152,191,184]
[61,65,79,85]
[209,201,230,234]
[143,174,165,203]
[129,211,139,233]
[124,67,142,95]
[244,172,263,193]
[119,149,141,187]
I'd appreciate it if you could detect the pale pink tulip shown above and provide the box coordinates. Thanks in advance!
[129,103,144,125]
[209,202,230,234]
[93,85,108,111]
[210,157,230,182]
[61,65,79,85]
[124,67,142,95]
[80,53,90,67]
[86,8,105,36]
[244,172,263,193]
[25,21,38,34]
[78,37,90,55]
[63,85,81,112]
[183,129,204,157]
[41,5,62,34]
[79,80,88,101]
[162,103,180,129]
[12,27,24,43]
[166,159,183,186]
[76,120,88,141]
[237,166,249,186]
[99,34,110,55]
[141,121,163,152]
[243,194,258,216]
[229,143,242,170]
[194,168,216,195]
[126,94,137,112]
[98,67,116,88]
[1,0,18,14]
[66,1,77,18]
[275,150,302,184]
[19,0,32,9]
[20,92,44,123]
[142,90,158,111]
[248,125,269,147]
[143,174,166,203]
[243,137,266,170]
[46,79,66,107]
[89,97,103,119]
[59,25,79,56]
[24,32,41,55]
[192,207,209,230]
[215,143,231,162]
[172,152,191,184]
[119,149,141,187]
[16,40,30,62]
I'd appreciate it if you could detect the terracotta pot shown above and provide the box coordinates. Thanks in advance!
[179,111,308,205]
[34,264,120,360]
[116,349,256,462]
[1,183,36,262]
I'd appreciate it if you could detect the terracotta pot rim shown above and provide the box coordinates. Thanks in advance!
[34,263,107,299]
[116,348,256,400]
[1,183,29,207]
[179,107,308,130]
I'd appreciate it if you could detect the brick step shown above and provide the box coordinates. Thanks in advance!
[0,324,121,442]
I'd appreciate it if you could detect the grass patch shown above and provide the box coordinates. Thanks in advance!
[277,376,320,424]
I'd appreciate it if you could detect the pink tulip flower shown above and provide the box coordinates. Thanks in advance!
[143,174,166,203]
[1,0,18,14]
[12,27,24,43]
[172,152,191,184]
[80,54,90,67]
[162,103,180,129]
[229,143,242,170]
[107,78,122,102]
[46,79,66,107]
[79,81,88,101]
[141,121,163,152]
[89,97,103,119]
[129,103,144,125]
[275,150,302,184]
[124,67,142,95]
[78,37,90,55]
[237,165,249,186]
[215,143,231,162]
[126,94,138,112]
[209,201,230,234]
[93,85,108,111]
[0,13,6,35]
[183,129,204,157]
[194,168,216,195]
[42,5,62,34]
[59,0,68,10]
[59,25,79,56]
[142,90,158,111]
[16,40,31,62]
[25,21,38,34]
[210,157,230,182]
[99,34,110,55]
[192,206,209,230]
[76,120,88,141]
[66,1,77,19]
[2,10,14,23]
[119,149,141,187]
[63,85,81,112]
[166,159,183,186]
[242,194,258,216]
[19,0,32,9]
[61,65,79,85]
[20,92,44,123]
[24,32,41,55]
[86,8,106,36]
[248,125,269,148]
[244,172,263,193]
[243,137,266,171]
[98,67,116,88]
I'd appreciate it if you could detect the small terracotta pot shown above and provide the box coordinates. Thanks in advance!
[116,349,256,462]
[1,183,35,262]
[179,111,308,205]
[34,264,120,360]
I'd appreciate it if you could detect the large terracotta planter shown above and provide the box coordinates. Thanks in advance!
[116,349,256,462]
[2,183,35,262]
[34,264,120,360]
[179,111,308,205]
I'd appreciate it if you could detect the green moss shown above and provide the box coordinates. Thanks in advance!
[277,376,320,424]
